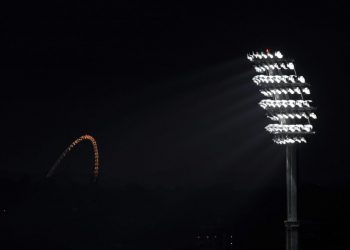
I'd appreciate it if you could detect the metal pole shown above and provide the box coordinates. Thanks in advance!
[285,144,299,250]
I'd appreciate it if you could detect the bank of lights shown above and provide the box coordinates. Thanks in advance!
[247,51,283,61]
[254,62,295,73]
[268,112,317,121]
[273,136,307,144]
[260,87,310,97]
[247,49,316,144]
[259,99,312,109]
[252,75,307,85]
[265,124,313,134]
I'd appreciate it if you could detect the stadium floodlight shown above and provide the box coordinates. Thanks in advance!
[309,113,317,119]
[297,76,305,83]
[287,62,295,70]
[275,51,283,58]
[247,50,317,250]
[302,87,310,94]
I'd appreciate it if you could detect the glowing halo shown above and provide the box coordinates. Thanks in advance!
[46,135,100,182]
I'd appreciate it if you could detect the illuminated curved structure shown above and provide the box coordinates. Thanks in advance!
[46,135,100,182]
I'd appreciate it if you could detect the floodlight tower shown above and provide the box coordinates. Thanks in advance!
[247,50,317,250]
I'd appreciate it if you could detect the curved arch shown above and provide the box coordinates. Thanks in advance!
[46,135,100,182]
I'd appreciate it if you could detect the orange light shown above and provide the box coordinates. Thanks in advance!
[46,134,100,182]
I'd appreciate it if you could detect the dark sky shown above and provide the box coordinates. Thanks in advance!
[1,1,349,187]
[1,1,350,249]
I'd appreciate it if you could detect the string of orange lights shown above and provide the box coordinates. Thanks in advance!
[46,135,99,182]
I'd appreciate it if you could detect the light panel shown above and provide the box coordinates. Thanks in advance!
[265,124,313,134]
[259,99,312,109]
[254,63,296,73]
[253,75,308,85]
[248,50,316,144]
[247,51,284,61]
[259,87,310,97]
[267,112,317,121]
[273,136,307,144]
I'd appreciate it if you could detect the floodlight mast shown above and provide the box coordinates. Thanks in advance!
[247,50,316,250]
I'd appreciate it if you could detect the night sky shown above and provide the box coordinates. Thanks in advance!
[1,1,350,250]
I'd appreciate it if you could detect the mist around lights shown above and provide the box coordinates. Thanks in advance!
[247,50,317,144]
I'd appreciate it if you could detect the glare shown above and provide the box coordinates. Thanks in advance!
[248,50,316,145]
[302,87,310,94]
[260,90,269,97]
[252,75,305,85]
[270,113,314,120]
[281,76,288,83]
[304,124,313,132]
[302,113,308,119]
[309,113,317,119]
[275,76,282,83]
[253,76,260,85]
[295,100,303,107]
[280,63,287,69]
[266,124,314,134]
[298,76,306,83]
[275,51,283,59]
[288,75,296,83]
[259,99,312,109]
[288,88,295,94]
[294,88,301,94]
[287,62,295,70]
[254,66,262,73]
[282,100,288,107]
[274,136,307,144]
